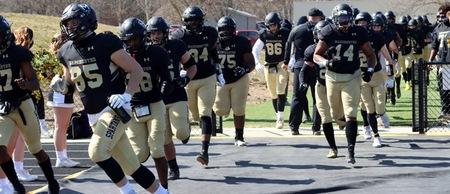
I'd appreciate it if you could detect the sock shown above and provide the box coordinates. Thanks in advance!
[130,165,155,189]
[63,149,68,158]
[272,99,278,113]
[277,111,284,120]
[322,123,336,149]
[1,159,25,193]
[39,119,46,128]
[168,159,179,171]
[345,121,358,146]
[277,95,286,112]
[235,128,244,140]
[368,113,378,134]
[201,141,210,154]
[361,110,368,126]
[14,161,24,172]
[154,184,167,194]
[119,182,133,194]
[57,150,65,160]
[38,157,57,183]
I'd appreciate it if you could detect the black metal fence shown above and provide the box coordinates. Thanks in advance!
[413,58,450,133]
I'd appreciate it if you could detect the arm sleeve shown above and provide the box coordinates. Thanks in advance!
[252,39,265,64]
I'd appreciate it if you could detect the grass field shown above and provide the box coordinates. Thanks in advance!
[221,73,415,129]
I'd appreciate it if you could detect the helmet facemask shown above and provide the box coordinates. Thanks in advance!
[218,26,235,43]
[335,14,353,32]
[184,17,203,35]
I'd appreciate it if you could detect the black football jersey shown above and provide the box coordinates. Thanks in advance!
[361,31,385,72]
[431,23,450,51]
[57,33,126,114]
[319,25,370,74]
[0,45,34,101]
[171,26,218,80]
[161,39,190,104]
[217,36,252,84]
[259,28,290,63]
[284,22,316,67]
[130,45,171,105]
[304,44,326,86]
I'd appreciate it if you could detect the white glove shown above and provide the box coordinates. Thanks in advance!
[255,63,264,74]
[108,93,132,109]
[50,74,67,94]
[384,78,394,88]
[217,73,226,87]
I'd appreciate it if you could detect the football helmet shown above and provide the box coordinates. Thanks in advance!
[281,19,293,31]
[0,16,14,53]
[384,11,396,20]
[313,20,330,43]
[408,18,418,29]
[265,12,281,33]
[332,3,353,32]
[352,8,360,18]
[182,6,205,35]
[146,16,170,45]
[354,12,373,30]
[217,16,236,43]
[119,17,147,54]
[60,3,97,41]
[398,15,408,26]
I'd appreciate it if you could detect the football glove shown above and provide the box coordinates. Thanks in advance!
[255,63,264,74]
[384,78,394,88]
[50,74,67,94]
[217,73,226,86]
[108,93,132,109]
[174,76,190,87]
[233,66,250,77]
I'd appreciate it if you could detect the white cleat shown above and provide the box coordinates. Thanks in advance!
[55,158,80,168]
[380,113,390,128]
[275,118,284,129]
[234,140,248,147]
[363,126,372,140]
[373,136,382,148]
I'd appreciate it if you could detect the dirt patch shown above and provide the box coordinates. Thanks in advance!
[246,72,293,105]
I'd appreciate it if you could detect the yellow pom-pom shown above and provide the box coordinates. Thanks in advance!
[31,49,64,101]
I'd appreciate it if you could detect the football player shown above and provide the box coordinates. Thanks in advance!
[429,3,450,116]
[396,15,409,99]
[171,6,221,166]
[53,3,167,194]
[0,15,59,193]
[119,17,174,190]
[253,12,290,129]
[355,12,396,148]
[283,7,323,135]
[304,20,346,158]
[314,3,377,164]
[213,16,255,146]
[147,16,197,180]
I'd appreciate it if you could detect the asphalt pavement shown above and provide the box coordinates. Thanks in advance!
[26,126,450,194]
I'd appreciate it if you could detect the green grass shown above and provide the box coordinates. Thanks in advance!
[3,13,119,53]
[221,76,414,128]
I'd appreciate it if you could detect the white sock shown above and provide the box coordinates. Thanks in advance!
[0,178,8,186]
[119,182,134,194]
[277,111,284,119]
[57,151,65,160]
[153,184,167,194]
[39,119,48,130]
[14,161,24,172]
[63,149,68,159]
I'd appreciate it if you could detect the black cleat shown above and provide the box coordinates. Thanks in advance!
[347,150,355,164]
[303,116,311,123]
[169,169,180,180]
[196,152,209,166]
[291,129,300,135]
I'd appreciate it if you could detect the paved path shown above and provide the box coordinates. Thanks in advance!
[28,126,450,194]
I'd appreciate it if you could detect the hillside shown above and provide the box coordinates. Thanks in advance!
[2,13,119,53]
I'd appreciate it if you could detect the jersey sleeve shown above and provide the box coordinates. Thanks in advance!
[102,33,124,55]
